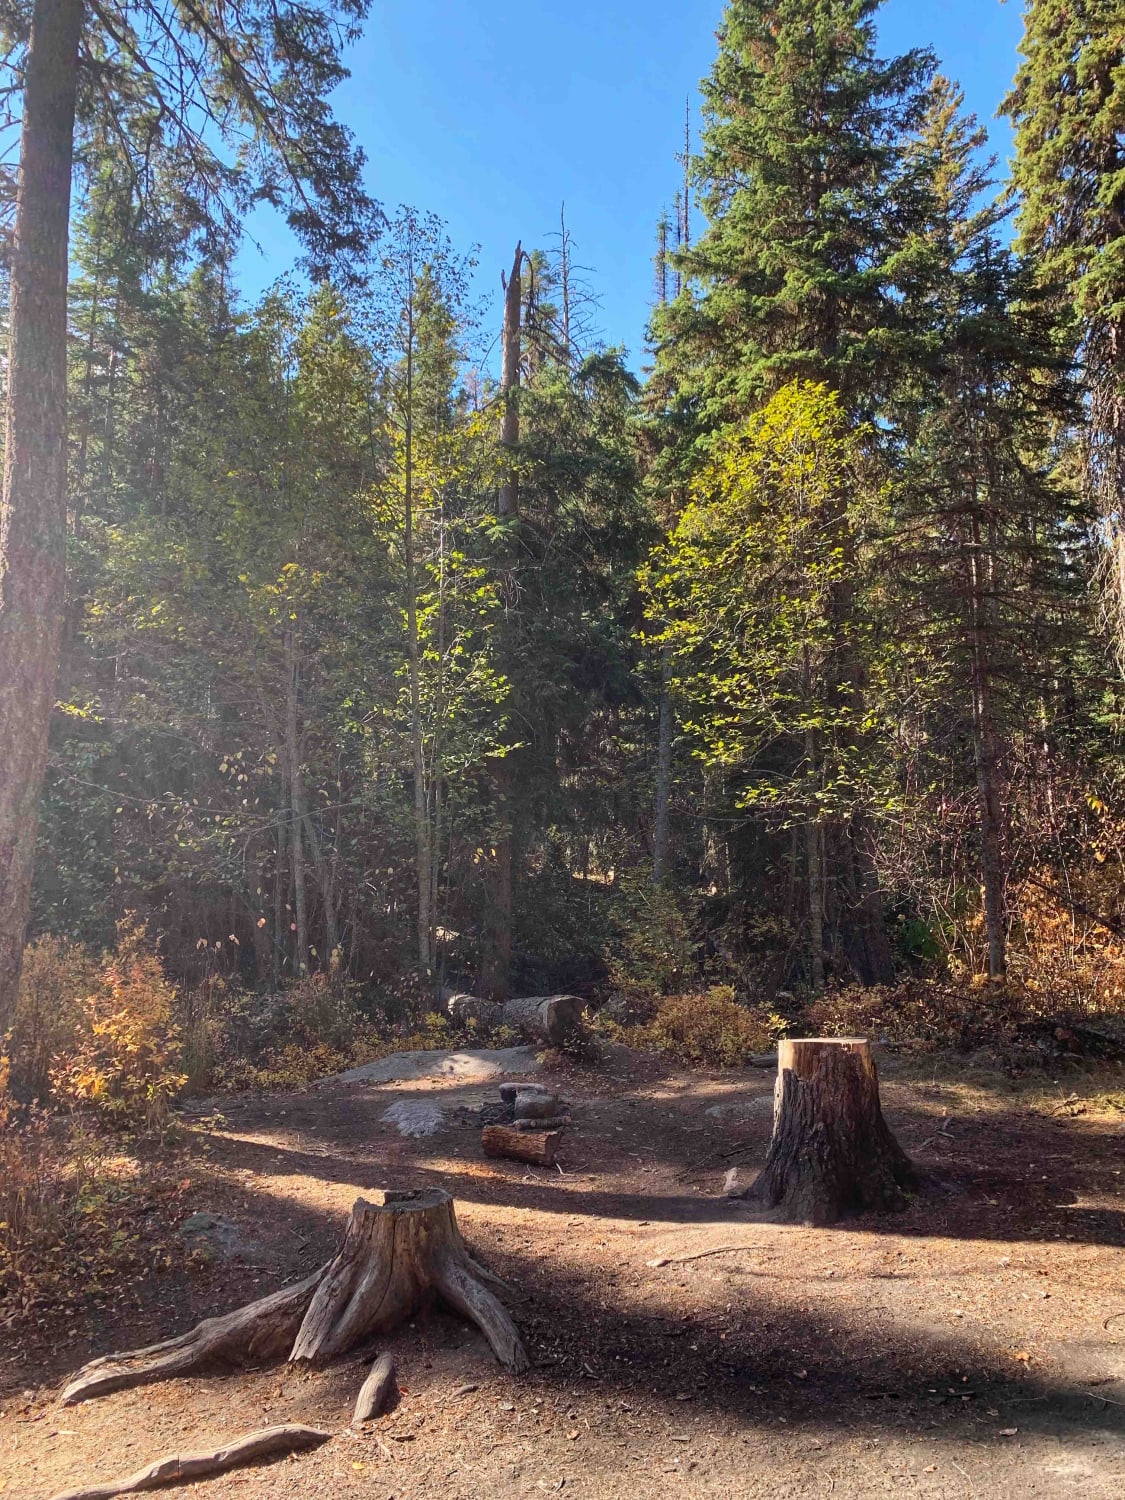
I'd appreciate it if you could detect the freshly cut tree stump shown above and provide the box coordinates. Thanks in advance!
[446,991,585,1046]
[47,1424,331,1500]
[482,1124,562,1166]
[61,1190,527,1407]
[741,1038,916,1225]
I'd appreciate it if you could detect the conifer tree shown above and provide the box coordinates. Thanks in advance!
[657,0,934,427]
[1003,2,1125,654]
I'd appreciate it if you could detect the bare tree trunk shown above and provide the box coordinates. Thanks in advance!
[806,817,825,993]
[803,701,826,991]
[559,204,572,358]
[479,243,525,1000]
[651,221,674,888]
[0,0,82,1036]
[402,257,433,977]
[652,644,674,883]
[967,520,1006,977]
[477,762,513,1002]
[283,629,309,974]
[498,242,523,521]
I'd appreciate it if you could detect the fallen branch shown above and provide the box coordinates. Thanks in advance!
[47,1423,331,1500]
[446,991,585,1046]
[645,1244,749,1267]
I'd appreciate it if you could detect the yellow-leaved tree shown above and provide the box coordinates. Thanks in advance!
[643,380,897,990]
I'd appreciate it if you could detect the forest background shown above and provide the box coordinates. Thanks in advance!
[2,0,1125,1125]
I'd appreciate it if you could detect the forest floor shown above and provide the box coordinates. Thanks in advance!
[3,1045,1125,1499]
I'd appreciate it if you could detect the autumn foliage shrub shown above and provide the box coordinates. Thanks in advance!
[623,986,785,1066]
[10,935,97,1102]
[53,918,186,1129]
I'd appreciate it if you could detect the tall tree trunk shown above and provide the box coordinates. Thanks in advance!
[0,0,82,1035]
[967,519,1007,977]
[652,644,674,883]
[402,262,433,978]
[283,629,309,974]
[479,243,525,1000]
[273,796,287,988]
[650,219,674,888]
[498,243,522,521]
[806,817,825,993]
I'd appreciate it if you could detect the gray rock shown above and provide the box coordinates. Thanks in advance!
[513,1088,564,1121]
[333,1046,542,1086]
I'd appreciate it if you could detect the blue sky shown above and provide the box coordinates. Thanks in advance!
[237,0,1027,367]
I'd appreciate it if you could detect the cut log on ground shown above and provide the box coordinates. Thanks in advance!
[446,991,585,1046]
[482,1124,562,1166]
[740,1037,916,1225]
[353,1351,396,1422]
[47,1424,331,1500]
[61,1189,527,1407]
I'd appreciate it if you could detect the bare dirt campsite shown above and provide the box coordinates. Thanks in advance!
[5,0,1125,1497]
[4,1041,1123,1500]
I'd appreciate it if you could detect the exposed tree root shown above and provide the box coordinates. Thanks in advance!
[61,1189,528,1409]
[46,1424,331,1500]
[353,1351,396,1422]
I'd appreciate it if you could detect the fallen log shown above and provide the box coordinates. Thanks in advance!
[353,1351,396,1422]
[47,1424,331,1500]
[61,1189,527,1407]
[739,1038,916,1225]
[482,1124,562,1166]
[446,991,585,1046]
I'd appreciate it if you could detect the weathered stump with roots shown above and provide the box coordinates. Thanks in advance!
[741,1038,916,1225]
[61,1189,527,1407]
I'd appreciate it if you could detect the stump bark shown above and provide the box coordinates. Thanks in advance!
[742,1037,915,1225]
[61,1190,527,1406]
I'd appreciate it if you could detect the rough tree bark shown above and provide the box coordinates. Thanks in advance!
[967,514,1007,977]
[741,1038,915,1225]
[60,1190,527,1406]
[0,0,83,1037]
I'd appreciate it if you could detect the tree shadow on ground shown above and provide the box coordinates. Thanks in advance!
[193,1081,1125,1250]
[42,1169,1125,1468]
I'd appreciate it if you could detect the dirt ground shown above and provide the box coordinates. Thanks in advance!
[3,1045,1124,1499]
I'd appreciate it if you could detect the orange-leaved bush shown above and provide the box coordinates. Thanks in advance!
[54,917,185,1129]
